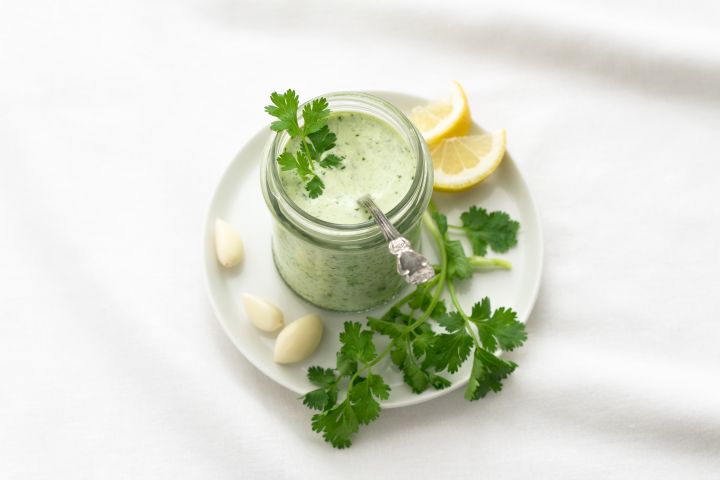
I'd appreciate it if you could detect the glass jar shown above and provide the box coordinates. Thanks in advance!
[261,92,433,311]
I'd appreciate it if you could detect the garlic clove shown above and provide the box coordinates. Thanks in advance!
[242,293,284,333]
[274,314,323,364]
[214,218,244,268]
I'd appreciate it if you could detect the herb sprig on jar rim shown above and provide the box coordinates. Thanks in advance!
[265,89,345,198]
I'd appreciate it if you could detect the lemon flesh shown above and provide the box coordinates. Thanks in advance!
[410,81,471,147]
[430,129,507,192]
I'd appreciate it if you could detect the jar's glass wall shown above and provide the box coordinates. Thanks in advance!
[262,92,432,312]
[272,221,421,311]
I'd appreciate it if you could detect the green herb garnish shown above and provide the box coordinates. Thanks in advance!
[303,202,526,448]
[265,89,344,198]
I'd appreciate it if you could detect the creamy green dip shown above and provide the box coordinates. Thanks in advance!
[280,112,416,224]
[271,110,421,311]
[272,221,420,311]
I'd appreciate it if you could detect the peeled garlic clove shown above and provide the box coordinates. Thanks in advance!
[215,218,244,268]
[242,293,284,333]
[274,314,323,364]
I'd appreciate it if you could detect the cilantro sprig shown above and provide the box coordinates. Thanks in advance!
[302,202,526,448]
[265,90,344,198]
[303,322,390,448]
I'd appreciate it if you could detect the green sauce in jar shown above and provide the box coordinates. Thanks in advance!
[280,112,416,224]
[262,93,432,311]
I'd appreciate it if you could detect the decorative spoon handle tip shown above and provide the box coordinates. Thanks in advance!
[358,195,435,285]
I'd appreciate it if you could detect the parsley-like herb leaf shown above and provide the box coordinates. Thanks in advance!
[305,175,325,199]
[431,329,474,373]
[445,239,473,280]
[302,97,330,135]
[429,209,473,281]
[470,298,527,352]
[265,90,345,197]
[311,401,359,449]
[460,206,520,255]
[307,125,336,153]
[319,154,343,169]
[465,348,517,401]
[265,90,301,137]
[303,366,339,411]
[308,322,390,449]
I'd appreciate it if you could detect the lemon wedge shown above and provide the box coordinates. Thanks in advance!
[430,129,507,192]
[409,81,471,146]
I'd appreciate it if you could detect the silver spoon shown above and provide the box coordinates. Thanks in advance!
[357,195,435,285]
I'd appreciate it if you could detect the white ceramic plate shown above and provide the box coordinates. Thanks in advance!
[203,91,543,408]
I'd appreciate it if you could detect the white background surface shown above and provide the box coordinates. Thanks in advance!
[2,0,719,478]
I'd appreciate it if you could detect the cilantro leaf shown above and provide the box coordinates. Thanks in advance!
[307,125,336,155]
[265,89,301,137]
[460,206,519,256]
[339,322,377,366]
[407,286,447,319]
[367,316,404,337]
[464,348,517,401]
[445,239,473,280]
[428,210,474,281]
[435,311,465,332]
[305,175,325,199]
[471,297,492,321]
[307,126,343,169]
[411,329,435,357]
[336,350,357,378]
[295,151,314,180]
[319,154,344,169]
[303,366,338,411]
[399,335,443,394]
[431,210,448,236]
[401,356,431,393]
[349,373,389,425]
[350,385,381,425]
[430,374,452,390]
[303,387,336,411]
[276,152,299,172]
[368,373,390,400]
[368,304,414,337]
[431,330,474,373]
[307,366,336,387]
[302,97,330,135]
[278,149,314,180]
[470,298,526,352]
[485,307,526,351]
[310,371,390,448]
[311,401,359,449]
[367,300,447,395]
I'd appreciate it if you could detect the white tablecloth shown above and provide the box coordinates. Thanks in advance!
[2,0,719,478]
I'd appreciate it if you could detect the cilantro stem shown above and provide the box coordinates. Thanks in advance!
[447,280,483,348]
[432,258,511,271]
[402,211,447,333]
[346,210,449,384]
[300,137,317,175]
[468,257,512,270]
[348,217,447,386]
[347,343,392,395]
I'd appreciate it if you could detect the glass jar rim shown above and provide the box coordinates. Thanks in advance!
[265,91,428,237]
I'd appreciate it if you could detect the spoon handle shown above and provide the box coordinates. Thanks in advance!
[358,195,435,285]
[357,195,402,242]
